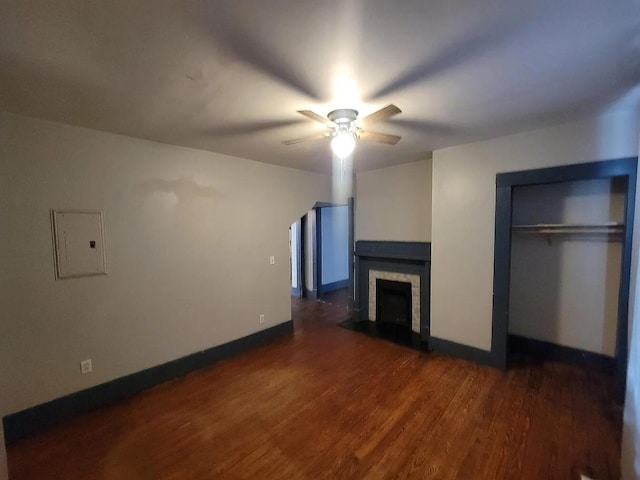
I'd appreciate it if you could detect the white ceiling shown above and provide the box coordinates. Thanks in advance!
[1,0,639,172]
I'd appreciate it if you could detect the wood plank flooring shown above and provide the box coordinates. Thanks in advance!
[7,297,622,479]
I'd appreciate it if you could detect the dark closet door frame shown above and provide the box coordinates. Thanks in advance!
[315,206,323,298]
[348,197,355,310]
[300,214,309,298]
[491,157,637,402]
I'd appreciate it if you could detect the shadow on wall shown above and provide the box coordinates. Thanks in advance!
[135,178,220,203]
[132,177,224,247]
[597,84,640,160]
[604,178,628,353]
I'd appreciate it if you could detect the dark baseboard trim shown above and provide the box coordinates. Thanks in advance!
[291,286,301,296]
[429,337,498,367]
[305,289,317,300]
[508,334,614,374]
[3,321,294,443]
[320,279,348,294]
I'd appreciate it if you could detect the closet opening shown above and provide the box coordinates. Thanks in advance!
[491,158,637,402]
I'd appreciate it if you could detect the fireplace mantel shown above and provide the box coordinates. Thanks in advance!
[354,241,430,262]
[354,241,431,342]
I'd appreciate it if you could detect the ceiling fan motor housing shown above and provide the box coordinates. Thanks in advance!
[328,108,358,125]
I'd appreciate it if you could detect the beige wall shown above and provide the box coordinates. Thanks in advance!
[431,108,640,351]
[0,112,331,418]
[355,159,432,241]
[622,124,640,480]
[509,179,624,355]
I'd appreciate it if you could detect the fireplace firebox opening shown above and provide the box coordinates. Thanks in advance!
[375,279,412,327]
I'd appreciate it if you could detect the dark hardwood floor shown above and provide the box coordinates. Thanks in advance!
[7,298,622,479]
[316,287,350,308]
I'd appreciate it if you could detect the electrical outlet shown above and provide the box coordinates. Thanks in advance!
[269,256,275,265]
[259,314,265,324]
[80,359,92,374]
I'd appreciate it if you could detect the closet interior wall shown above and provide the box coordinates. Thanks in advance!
[508,178,626,356]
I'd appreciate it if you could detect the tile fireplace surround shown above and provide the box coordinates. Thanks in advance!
[368,270,421,333]
[354,241,431,340]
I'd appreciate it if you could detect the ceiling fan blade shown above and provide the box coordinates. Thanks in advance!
[297,110,334,126]
[282,132,330,146]
[360,105,402,126]
[360,130,402,145]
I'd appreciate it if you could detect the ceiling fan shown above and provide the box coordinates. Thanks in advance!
[282,104,402,158]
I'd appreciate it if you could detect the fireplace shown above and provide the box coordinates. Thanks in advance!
[376,279,412,327]
[354,241,430,342]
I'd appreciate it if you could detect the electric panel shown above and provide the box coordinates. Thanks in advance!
[52,210,106,279]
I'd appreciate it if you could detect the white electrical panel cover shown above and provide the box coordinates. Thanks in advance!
[52,210,107,279]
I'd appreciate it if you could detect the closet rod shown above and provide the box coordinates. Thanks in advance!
[512,223,624,244]
[512,222,624,232]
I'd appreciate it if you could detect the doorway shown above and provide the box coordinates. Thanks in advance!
[289,199,355,309]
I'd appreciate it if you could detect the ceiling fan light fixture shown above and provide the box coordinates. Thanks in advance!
[331,130,356,158]
[284,104,402,153]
